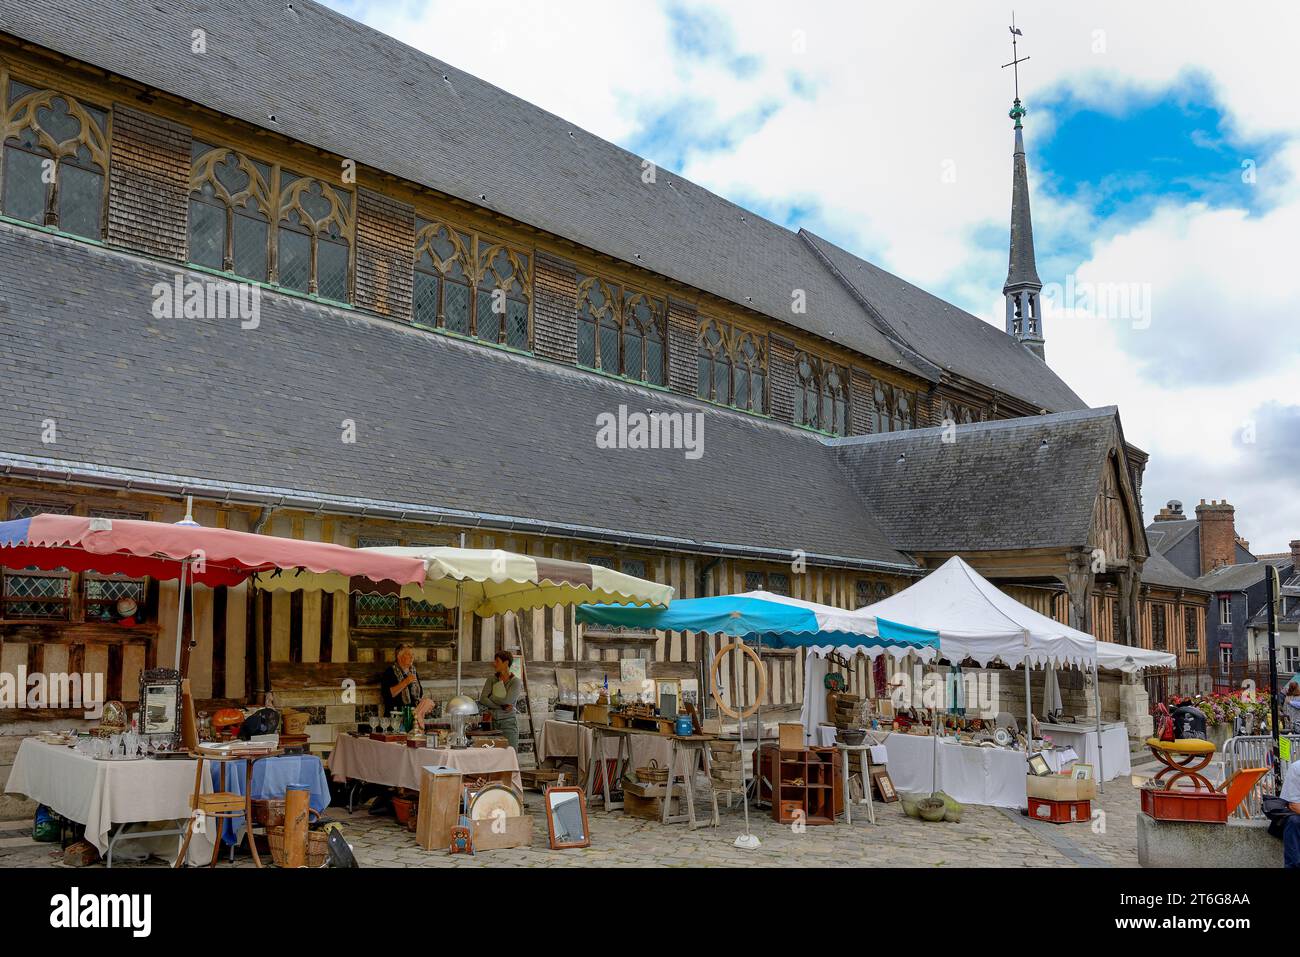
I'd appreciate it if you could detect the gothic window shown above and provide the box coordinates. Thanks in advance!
[189,141,273,281]
[276,171,352,302]
[855,580,872,608]
[872,383,888,433]
[940,402,956,426]
[2,81,108,239]
[414,219,474,334]
[959,407,974,425]
[476,241,531,350]
[82,507,148,623]
[575,274,665,385]
[696,319,768,413]
[795,353,848,435]
[895,394,913,432]
[622,292,666,385]
[744,570,789,596]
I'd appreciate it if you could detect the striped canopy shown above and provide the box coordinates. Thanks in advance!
[256,546,674,616]
[578,591,941,659]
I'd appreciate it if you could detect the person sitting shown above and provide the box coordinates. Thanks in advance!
[1280,757,1300,868]
[477,650,523,751]
[369,644,434,815]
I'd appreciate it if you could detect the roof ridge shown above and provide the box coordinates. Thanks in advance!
[823,405,1116,448]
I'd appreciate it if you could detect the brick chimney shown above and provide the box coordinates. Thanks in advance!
[1153,499,1186,522]
[1291,540,1300,573]
[1196,499,1237,575]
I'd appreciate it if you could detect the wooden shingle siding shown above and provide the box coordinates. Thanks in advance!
[353,187,415,319]
[106,104,190,261]
[533,251,578,364]
[849,367,874,435]
[665,299,698,397]
[768,336,798,425]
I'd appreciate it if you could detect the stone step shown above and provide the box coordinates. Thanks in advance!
[0,834,38,849]
[0,818,29,832]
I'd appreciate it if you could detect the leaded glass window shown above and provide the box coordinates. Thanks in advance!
[189,141,274,281]
[1,500,73,620]
[794,354,848,435]
[575,275,665,385]
[1,81,108,239]
[276,171,352,302]
[696,319,767,413]
[413,219,475,337]
[477,242,531,349]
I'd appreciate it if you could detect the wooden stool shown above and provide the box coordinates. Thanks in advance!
[175,750,279,868]
[1145,737,1216,791]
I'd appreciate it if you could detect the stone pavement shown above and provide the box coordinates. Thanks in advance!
[0,769,1146,869]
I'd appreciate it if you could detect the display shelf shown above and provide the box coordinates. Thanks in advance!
[754,744,842,825]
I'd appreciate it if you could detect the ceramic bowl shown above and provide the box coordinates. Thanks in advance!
[918,798,947,822]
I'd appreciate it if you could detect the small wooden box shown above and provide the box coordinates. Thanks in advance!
[623,789,680,821]
[1026,774,1097,802]
[778,723,806,751]
[777,800,805,823]
[471,814,534,851]
[581,704,610,725]
[1028,797,1092,824]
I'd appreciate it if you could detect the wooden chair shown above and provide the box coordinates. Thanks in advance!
[175,751,274,868]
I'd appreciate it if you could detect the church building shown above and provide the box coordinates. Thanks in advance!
[0,1,1183,762]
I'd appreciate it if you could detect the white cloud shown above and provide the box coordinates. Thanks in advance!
[331,0,1300,549]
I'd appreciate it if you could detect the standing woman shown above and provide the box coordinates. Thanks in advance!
[479,650,523,750]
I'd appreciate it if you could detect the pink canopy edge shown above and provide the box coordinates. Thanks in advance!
[3,513,427,587]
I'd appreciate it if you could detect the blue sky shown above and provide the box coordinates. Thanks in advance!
[324,0,1300,552]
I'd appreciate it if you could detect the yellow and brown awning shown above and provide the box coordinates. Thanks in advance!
[255,545,673,616]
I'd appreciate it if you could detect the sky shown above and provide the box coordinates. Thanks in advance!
[323,0,1300,553]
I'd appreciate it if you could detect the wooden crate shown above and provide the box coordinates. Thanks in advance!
[623,789,680,821]
[1028,797,1092,824]
[1140,787,1227,824]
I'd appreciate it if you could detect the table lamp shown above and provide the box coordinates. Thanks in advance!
[446,695,479,749]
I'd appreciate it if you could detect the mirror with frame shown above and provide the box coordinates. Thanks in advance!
[544,785,590,849]
[139,667,182,749]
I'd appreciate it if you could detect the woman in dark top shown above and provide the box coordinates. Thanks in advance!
[383,643,432,722]
[477,650,523,750]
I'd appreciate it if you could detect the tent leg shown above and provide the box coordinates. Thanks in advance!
[455,580,464,698]
[173,558,189,673]
[1094,662,1105,793]
[1024,663,1032,755]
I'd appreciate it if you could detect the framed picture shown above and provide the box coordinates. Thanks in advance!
[870,768,898,803]
[1026,752,1053,776]
[1071,763,1094,781]
[655,679,680,716]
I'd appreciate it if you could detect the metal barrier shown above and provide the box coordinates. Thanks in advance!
[1223,735,1300,819]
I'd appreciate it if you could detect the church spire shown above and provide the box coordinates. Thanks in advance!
[1001,16,1045,361]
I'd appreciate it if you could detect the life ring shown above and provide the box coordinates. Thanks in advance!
[710,642,767,720]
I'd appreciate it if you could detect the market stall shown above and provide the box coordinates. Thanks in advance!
[330,732,522,791]
[579,592,941,841]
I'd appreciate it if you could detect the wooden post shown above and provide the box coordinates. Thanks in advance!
[284,783,310,868]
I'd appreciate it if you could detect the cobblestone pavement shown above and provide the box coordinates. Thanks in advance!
[0,763,1149,869]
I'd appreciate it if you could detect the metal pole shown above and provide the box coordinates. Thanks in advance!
[1024,660,1033,754]
[456,531,466,698]
[173,557,188,673]
[1093,660,1105,794]
[1267,566,1282,795]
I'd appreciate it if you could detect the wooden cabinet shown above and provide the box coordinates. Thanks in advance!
[754,744,842,825]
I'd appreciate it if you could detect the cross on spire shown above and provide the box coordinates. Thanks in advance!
[1002,12,1030,128]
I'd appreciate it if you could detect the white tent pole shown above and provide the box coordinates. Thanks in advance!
[1024,659,1033,755]
[1094,660,1105,793]
[456,532,466,697]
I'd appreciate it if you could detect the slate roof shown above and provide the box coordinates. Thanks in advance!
[0,0,1084,413]
[1196,562,1272,593]
[826,408,1122,552]
[0,222,913,570]
[802,231,1083,411]
[1145,519,1199,557]
[1140,550,1207,592]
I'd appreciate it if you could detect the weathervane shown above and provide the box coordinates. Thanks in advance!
[1001,12,1030,128]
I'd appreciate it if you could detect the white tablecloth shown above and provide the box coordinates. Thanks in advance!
[330,733,521,790]
[1039,722,1131,781]
[880,733,1033,808]
[5,739,214,859]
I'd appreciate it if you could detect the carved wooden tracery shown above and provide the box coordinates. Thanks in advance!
[696,317,767,413]
[414,218,531,349]
[793,352,847,435]
[189,143,274,279]
[1,81,108,238]
[575,274,665,385]
[277,171,353,301]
